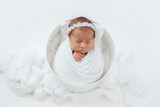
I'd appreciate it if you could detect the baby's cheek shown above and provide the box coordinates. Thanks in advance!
[88,44,94,51]
[71,44,80,51]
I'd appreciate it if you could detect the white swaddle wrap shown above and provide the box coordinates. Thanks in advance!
[53,36,104,85]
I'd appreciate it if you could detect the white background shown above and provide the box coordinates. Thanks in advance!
[0,0,160,107]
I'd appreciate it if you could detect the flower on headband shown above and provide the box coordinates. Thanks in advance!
[67,22,96,34]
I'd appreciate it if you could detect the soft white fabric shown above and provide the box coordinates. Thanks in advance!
[1,21,144,106]
[53,36,104,85]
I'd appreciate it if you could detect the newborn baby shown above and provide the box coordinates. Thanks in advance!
[67,17,96,62]
[53,16,104,85]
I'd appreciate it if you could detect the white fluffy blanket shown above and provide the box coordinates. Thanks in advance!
[0,21,144,106]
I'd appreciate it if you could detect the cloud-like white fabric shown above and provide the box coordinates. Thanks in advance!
[53,36,104,85]
[1,21,144,105]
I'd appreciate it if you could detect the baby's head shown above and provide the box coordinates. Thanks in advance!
[67,17,96,54]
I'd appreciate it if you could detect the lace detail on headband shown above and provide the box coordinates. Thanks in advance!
[67,22,96,34]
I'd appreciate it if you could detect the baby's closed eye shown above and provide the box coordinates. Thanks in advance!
[75,40,82,43]
[86,41,91,43]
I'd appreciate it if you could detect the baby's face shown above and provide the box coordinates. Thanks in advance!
[68,28,95,54]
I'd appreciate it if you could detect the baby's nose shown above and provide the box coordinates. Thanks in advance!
[80,42,86,48]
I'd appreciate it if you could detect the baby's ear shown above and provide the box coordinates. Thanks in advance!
[67,34,70,37]
[94,35,96,38]
[68,34,71,39]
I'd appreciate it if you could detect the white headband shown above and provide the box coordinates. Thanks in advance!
[67,22,96,34]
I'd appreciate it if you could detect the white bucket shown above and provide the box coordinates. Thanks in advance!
[46,21,115,92]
